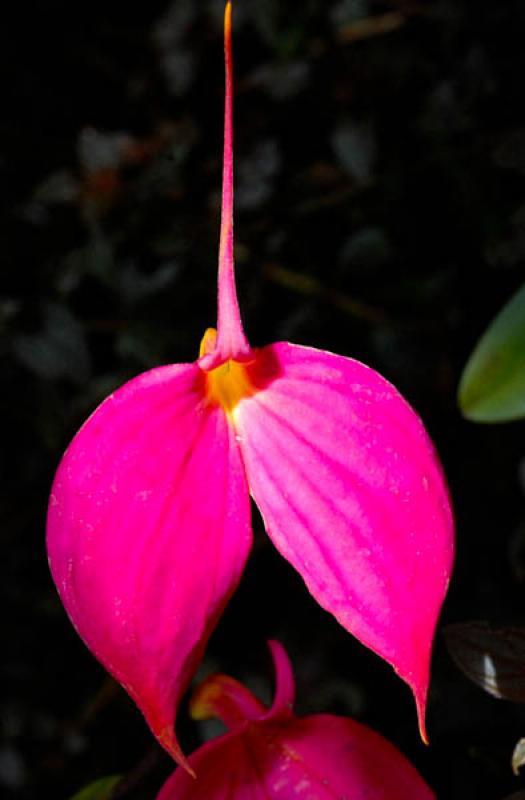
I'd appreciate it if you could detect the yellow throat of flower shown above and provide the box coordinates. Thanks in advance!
[199,328,254,414]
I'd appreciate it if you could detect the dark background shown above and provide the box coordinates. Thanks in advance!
[2,0,525,797]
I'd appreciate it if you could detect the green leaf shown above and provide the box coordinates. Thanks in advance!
[458,282,525,422]
[69,775,122,800]
[12,302,91,384]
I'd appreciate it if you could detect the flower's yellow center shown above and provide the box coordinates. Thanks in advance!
[199,328,254,414]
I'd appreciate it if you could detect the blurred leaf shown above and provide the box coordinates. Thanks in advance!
[58,229,115,293]
[236,140,282,211]
[69,775,122,800]
[444,622,525,702]
[331,121,375,183]
[486,206,525,268]
[335,11,405,44]
[31,170,78,206]
[0,745,25,790]
[22,171,78,225]
[115,330,160,367]
[265,263,385,323]
[420,80,471,135]
[338,227,392,272]
[494,129,525,175]
[331,0,370,27]
[249,60,310,100]
[512,739,525,776]
[0,298,20,328]
[458,282,525,422]
[247,0,280,47]
[158,49,197,97]
[152,2,197,48]
[117,261,181,307]
[12,303,90,384]
[77,128,134,173]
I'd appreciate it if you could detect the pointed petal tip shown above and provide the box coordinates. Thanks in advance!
[417,705,429,746]
[407,671,429,745]
[158,727,196,778]
[372,634,431,745]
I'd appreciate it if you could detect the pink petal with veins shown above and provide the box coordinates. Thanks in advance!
[235,343,454,738]
[47,363,252,768]
[158,641,435,799]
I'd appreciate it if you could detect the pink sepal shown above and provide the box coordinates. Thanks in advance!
[235,342,454,737]
[47,363,252,768]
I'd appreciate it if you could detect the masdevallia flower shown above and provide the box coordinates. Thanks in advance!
[47,1,454,771]
[157,641,436,798]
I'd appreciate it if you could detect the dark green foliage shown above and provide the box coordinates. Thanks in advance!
[459,283,525,422]
[70,775,122,800]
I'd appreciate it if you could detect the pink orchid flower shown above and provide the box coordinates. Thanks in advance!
[157,640,436,799]
[46,0,453,771]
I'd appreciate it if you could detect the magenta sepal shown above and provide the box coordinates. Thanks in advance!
[234,343,454,738]
[157,641,436,799]
[47,364,252,768]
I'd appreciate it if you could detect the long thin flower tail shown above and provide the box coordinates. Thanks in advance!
[200,1,252,371]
